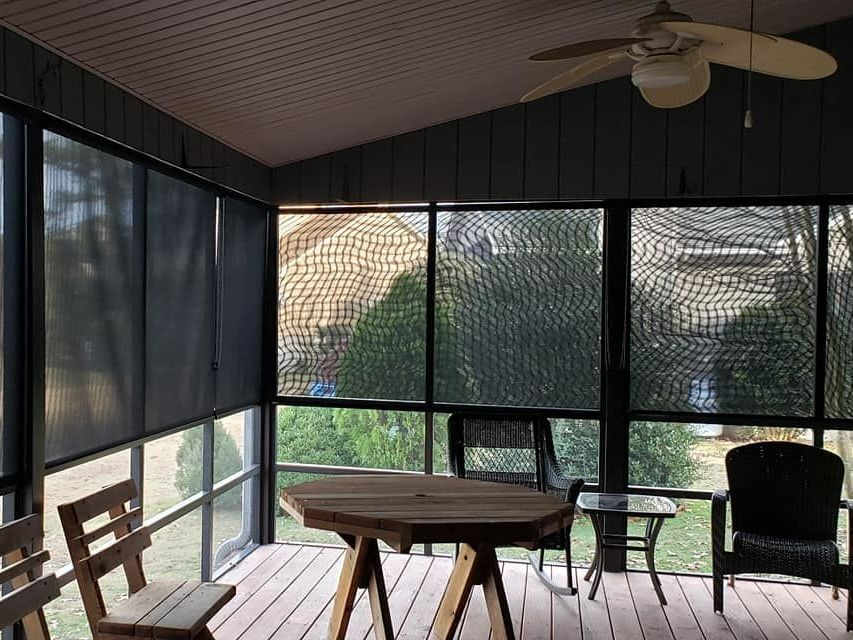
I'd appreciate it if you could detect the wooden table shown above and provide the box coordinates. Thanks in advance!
[281,475,573,640]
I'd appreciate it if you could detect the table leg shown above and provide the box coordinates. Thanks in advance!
[646,517,667,606]
[433,543,515,640]
[328,536,393,640]
[587,514,605,600]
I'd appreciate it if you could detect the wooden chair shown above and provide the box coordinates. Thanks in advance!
[0,514,60,639]
[58,479,235,640]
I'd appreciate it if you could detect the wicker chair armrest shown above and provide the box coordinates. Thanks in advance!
[545,471,584,504]
[842,500,853,563]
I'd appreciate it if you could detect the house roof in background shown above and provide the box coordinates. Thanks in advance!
[1,0,850,166]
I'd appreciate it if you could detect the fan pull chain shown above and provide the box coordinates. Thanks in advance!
[744,0,756,128]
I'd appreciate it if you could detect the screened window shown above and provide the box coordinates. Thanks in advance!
[435,208,602,408]
[827,205,853,417]
[631,205,818,415]
[43,131,140,464]
[278,212,428,400]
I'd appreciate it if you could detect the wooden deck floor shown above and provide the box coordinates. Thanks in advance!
[211,543,850,639]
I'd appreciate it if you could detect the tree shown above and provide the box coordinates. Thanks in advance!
[175,424,243,508]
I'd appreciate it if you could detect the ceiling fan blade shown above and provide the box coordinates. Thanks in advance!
[530,38,646,61]
[639,52,710,109]
[521,50,628,103]
[660,21,837,80]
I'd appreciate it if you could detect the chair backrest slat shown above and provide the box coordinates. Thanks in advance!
[0,514,40,556]
[83,527,152,582]
[0,548,49,585]
[58,478,149,635]
[0,515,58,639]
[0,576,60,629]
[76,506,142,547]
[71,479,137,524]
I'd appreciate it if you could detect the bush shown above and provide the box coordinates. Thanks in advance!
[552,419,699,488]
[175,424,243,509]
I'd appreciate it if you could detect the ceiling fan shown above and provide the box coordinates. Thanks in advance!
[521,0,837,110]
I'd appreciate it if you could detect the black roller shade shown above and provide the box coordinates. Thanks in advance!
[146,171,215,432]
[43,131,142,463]
[215,198,266,413]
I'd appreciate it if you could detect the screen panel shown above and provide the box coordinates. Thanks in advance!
[146,171,215,431]
[631,205,817,415]
[278,211,428,401]
[434,208,602,408]
[43,131,140,463]
[828,205,853,417]
[216,198,266,412]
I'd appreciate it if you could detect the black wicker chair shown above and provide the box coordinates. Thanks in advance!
[712,441,853,630]
[447,412,584,595]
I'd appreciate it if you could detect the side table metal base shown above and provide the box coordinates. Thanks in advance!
[584,513,668,605]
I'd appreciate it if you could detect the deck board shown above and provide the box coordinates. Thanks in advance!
[214,544,845,640]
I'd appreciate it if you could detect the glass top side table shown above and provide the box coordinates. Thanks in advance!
[576,492,677,605]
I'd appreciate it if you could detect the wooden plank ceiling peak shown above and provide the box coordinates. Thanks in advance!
[1,0,851,166]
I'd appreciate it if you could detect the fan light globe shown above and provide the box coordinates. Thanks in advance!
[631,56,692,89]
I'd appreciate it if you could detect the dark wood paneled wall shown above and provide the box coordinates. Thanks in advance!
[0,26,271,201]
[273,17,853,204]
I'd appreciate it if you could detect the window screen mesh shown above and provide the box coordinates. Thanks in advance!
[278,212,428,400]
[827,205,853,417]
[44,132,140,463]
[435,208,602,408]
[631,205,817,415]
[146,171,215,431]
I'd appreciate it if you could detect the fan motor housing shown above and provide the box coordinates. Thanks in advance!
[631,55,693,88]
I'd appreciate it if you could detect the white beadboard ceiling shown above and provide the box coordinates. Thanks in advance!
[1,0,850,166]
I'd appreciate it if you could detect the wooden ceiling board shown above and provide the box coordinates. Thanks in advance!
[1,0,850,165]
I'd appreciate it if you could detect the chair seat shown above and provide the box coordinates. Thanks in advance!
[732,531,839,582]
[98,580,235,638]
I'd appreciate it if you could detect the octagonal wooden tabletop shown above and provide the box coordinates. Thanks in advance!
[281,475,573,552]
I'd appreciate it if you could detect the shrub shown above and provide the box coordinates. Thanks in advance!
[552,419,699,488]
[174,423,243,509]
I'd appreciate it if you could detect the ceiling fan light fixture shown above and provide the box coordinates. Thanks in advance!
[631,55,692,89]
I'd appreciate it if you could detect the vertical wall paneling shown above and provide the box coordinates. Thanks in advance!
[489,103,524,200]
[142,102,159,156]
[211,140,226,186]
[5,30,34,105]
[666,97,705,196]
[524,95,559,199]
[273,163,300,204]
[820,18,853,193]
[457,112,491,200]
[83,71,105,135]
[424,121,457,200]
[629,93,667,198]
[594,79,631,198]
[331,146,362,202]
[59,59,84,126]
[104,83,125,142]
[559,85,595,198]
[740,74,783,196]
[0,28,5,94]
[361,139,393,202]
[703,66,743,195]
[779,29,824,194]
[392,130,425,202]
[158,113,176,165]
[124,95,143,151]
[299,154,331,203]
[33,46,60,114]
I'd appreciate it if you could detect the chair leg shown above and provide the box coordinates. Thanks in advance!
[847,586,853,632]
[539,548,545,571]
[729,575,735,588]
[564,532,576,595]
[713,573,724,614]
[832,586,840,600]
